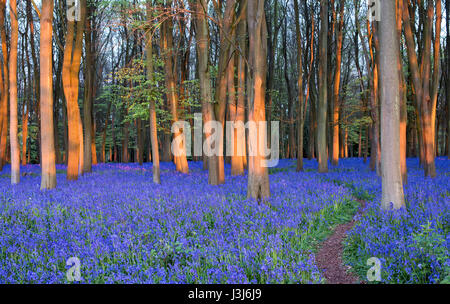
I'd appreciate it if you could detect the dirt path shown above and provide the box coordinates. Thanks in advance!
[316,199,366,284]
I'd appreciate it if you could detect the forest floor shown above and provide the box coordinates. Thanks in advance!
[0,158,448,283]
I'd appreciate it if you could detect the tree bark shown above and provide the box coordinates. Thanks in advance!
[247,0,270,201]
[9,0,19,184]
[40,0,56,190]
[379,0,405,210]
[331,0,345,166]
[317,0,328,173]
[146,1,160,183]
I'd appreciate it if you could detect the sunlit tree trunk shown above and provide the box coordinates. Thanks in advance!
[236,4,247,173]
[430,0,441,161]
[160,1,189,174]
[247,0,270,201]
[402,0,436,177]
[63,0,86,180]
[317,0,328,173]
[40,0,56,190]
[0,0,8,171]
[9,0,19,184]
[447,0,450,159]
[331,0,344,166]
[214,0,237,184]
[146,1,160,183]
[379,0,405,210]
[193,0,219,183]
[396,0,407,183]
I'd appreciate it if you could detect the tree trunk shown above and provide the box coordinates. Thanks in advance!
[294,0,305,171]
[317,0,328,173]
[9,0,19,184]
[83,5,94,173]
[63,0,86,180]
[161,4,189,174]
[247,0,270,201]
[331,0,344,166]
[40,0,56,190]
[0,0,8,171]
[146,2,160,183]
[379,0,405,210]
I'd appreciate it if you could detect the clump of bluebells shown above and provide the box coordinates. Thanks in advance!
[339,158,449,284]
[0,160,357,284]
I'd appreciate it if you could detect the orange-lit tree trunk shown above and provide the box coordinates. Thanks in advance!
[402,0,436,177]
[146,1,160,183]
[160,2,189,174]
[379,0,405,209]
[247,0,270,201]
[430,0,441,161]
[40,0,56,189]
[235,3,247,172]
[63,0,86,180]
[9,0,19,184]
[194,0,220,183]
[214,0,237,184]
[396,0,407,183]
[0,0,8,170]
[331,0,344,166]
[317,0,328,173]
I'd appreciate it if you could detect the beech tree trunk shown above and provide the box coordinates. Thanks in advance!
[247,0,270,202]
[331,0,345,166]
[63,0,86,180]
[0,0,8,171]
[317,0,328,173]
[161,3,189,174]
[294,0,305,171]
[9,0,19,184]
[40,0,56,190]
[379,0,405,210]
[146,1,160,184]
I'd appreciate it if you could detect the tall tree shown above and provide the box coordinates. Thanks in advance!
[402,0,437,177]
[379,0,405,209]
[294,0,305,171]
[193,0,221,184]
[247,0,270,201]
[317,0,328,173]
[160,0,189,174]
[0,0,8,170]
[331,0,344,166]
[9,0,19,184]
[146,0,160,184]
[63,0,87,180]
[40,0,57,190]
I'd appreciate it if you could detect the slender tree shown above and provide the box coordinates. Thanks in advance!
[9,0,19,184]
[317,0,328,173]
[40,0,57,190]
[63,0,86,180]
[379,0,405,209]
[146,0,160,184]
[247,0,270,201]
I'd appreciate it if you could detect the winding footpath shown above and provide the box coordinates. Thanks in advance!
[316,199,366,284]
